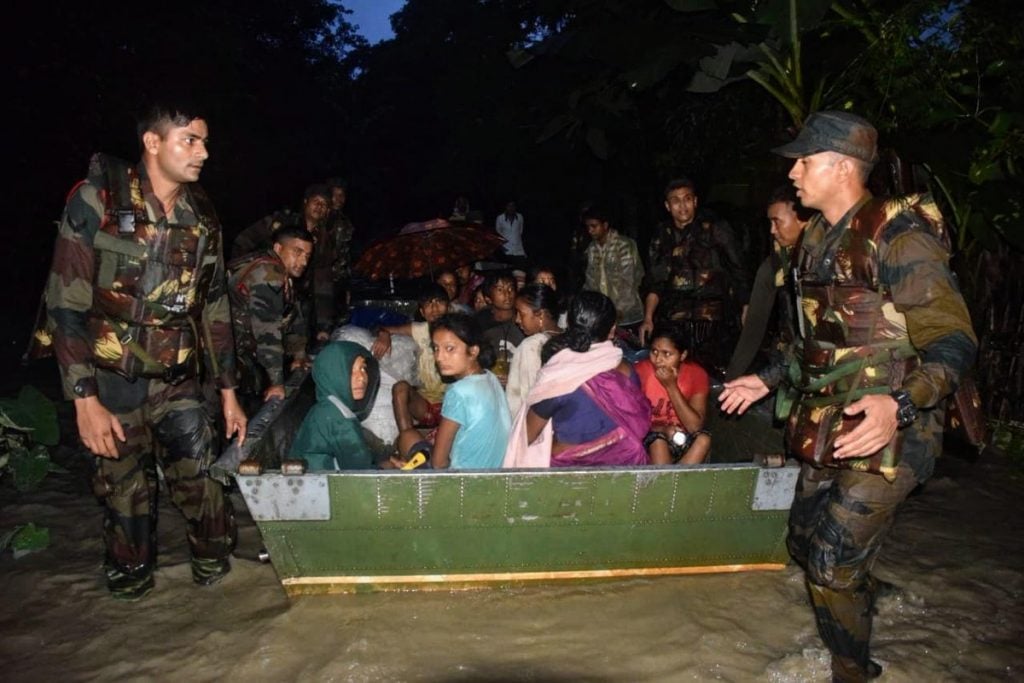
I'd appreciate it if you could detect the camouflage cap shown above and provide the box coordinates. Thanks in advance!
[772,111,878,163]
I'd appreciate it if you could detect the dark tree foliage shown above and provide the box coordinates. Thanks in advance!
[9,0,364,353]
[10,0,1020,407]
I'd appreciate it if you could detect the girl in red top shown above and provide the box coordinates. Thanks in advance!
[635,327,712,465]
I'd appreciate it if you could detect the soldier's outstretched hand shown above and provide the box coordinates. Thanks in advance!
[74,396,126,458]
[833,394,898,459]
[718,375,770,415]
[220,389,248,446]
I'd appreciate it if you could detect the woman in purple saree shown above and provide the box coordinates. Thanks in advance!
[503,291,651,468]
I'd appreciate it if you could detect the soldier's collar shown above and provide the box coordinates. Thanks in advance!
[827,192,873,233]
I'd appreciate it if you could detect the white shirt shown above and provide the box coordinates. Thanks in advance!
[495,212,526,256]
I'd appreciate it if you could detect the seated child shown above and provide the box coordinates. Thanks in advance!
[371,284,449,431]
[475,271,526,386]
[635,327,711,465]
[436,270,472,313]
[393,313,511,469]
[290,341,381,470]
[471,285,488,312]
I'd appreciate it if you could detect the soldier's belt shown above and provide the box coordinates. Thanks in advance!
[99,314,199,385]
[799,342,916,389]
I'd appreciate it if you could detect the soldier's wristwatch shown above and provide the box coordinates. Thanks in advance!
[72,377,98,399]
[890,389,918,428]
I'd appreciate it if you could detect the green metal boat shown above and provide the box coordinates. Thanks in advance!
[214,371,798,596]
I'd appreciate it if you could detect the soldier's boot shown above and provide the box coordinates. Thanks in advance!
[188,493,237,587]
[869,575,904,608]
[100,500,157,601]
[191,556,231,585]
[830,655,882,682]
[809,579,880,683]
[105,562,155,601]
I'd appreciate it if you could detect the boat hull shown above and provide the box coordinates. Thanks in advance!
[236,464,798,596]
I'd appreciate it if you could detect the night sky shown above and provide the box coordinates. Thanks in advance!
[345,0,405,43]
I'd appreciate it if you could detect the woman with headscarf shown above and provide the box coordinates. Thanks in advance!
[290,341,380,470]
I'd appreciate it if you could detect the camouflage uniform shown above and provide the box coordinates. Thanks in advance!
[647,215,749,372]
[584,229,645,325]
[46,154,238,598]
[227,249,307,411]
[232,210,341,334]
[327,209,355,284]
[309,218,341,333]
[324,209,355,321]
[759,193,976,681]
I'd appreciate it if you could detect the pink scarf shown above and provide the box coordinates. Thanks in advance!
[502,341,623,468]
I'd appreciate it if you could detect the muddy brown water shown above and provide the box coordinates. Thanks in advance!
[1,444,1021,682]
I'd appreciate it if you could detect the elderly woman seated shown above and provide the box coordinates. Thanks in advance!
[504,291,651,468]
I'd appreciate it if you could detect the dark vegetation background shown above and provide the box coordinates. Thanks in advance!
[7,0,1022,419]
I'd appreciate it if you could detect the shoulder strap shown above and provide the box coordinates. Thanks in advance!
[88,153,140,234]
[229,253,282,292]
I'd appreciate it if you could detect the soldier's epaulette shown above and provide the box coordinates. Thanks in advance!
[881,212,923,242]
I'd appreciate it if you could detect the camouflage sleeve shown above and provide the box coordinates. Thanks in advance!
[246,265,289,386]
[284,302,308,360]
[201,228,239,390]
[46,181,102,399]
[714,220,751,306]
[882,228,977,409]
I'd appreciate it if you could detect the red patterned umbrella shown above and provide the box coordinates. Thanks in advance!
[354,218,505,280]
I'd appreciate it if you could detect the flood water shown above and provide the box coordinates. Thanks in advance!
[1,448,1021,682]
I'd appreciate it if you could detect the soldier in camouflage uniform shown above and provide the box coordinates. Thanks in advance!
[639,178,750,374]
[231,184,337,339]
[725,184,811,379]
[326,177,356,310]
[582,206,645,327]
[720,111,976,682]
[228,225,312,413]
[45,103,247,600]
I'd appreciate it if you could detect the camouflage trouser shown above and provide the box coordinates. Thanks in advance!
[787,462,919,682]
[92,370,236,588]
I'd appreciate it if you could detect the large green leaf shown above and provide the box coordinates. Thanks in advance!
[11,445,53,492]
[11,524,50,558]
[0,386,58,446]
[750,0,832,39]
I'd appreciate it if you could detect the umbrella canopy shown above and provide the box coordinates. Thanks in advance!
[354,219,505,280]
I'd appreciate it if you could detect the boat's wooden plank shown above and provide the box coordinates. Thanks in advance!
[279,563,789,596]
